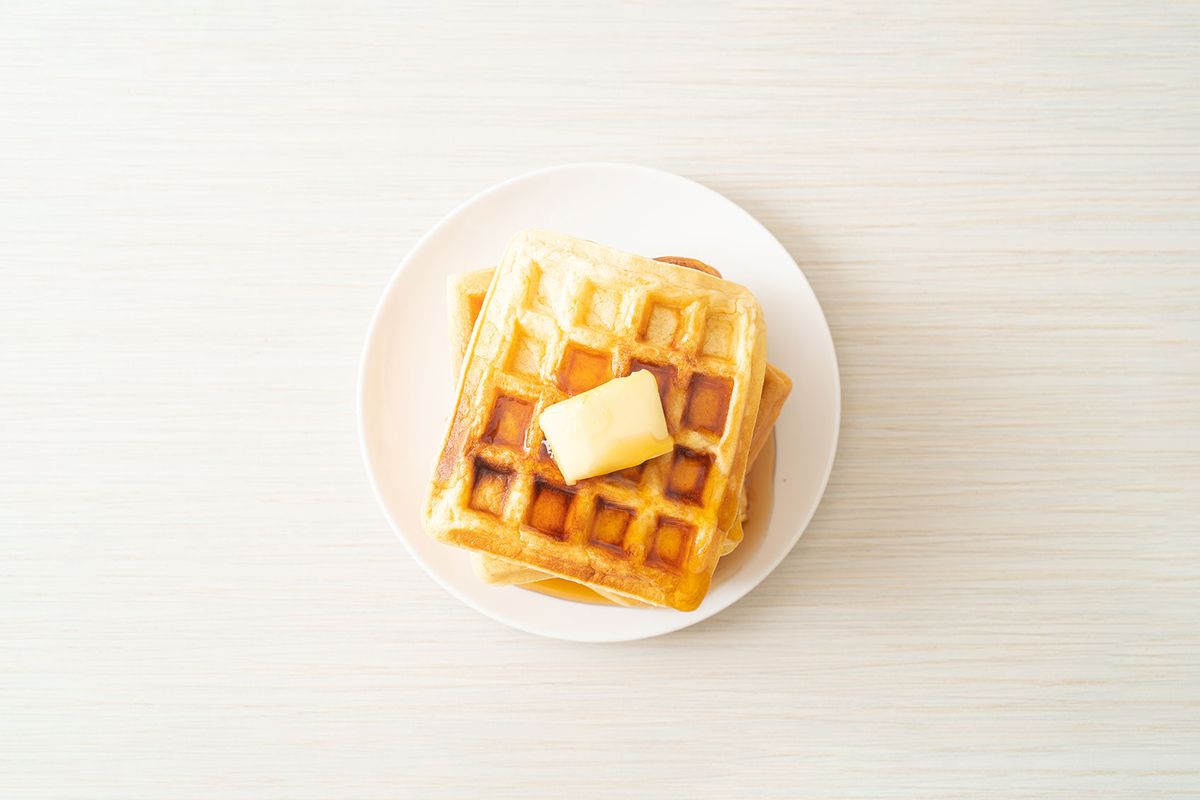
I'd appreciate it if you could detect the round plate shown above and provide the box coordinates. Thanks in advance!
[358,163,840,642]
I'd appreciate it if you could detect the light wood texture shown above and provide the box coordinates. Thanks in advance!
[2,2,1197,797]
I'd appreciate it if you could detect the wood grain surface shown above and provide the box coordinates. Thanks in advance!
[2,2,1197,798]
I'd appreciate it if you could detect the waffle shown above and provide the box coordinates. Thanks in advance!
[469,558,651,607]
[752,363,792,465]
[449,259,763,590]
[449,260,791,590]
[449,266,792,471]
[424,230,768,610]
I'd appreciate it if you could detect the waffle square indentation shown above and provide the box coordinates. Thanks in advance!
[700,313,736,361]
[602,462,644,486]
[556,342,612,395]
[507,326,546,378]
[526,478,576,541]
[584,285,621,331]
[469,460,512,517]
[647,516,695,572]
[639,301,681,346]
[683,374,732,436]
[482,394,533,450]
[589,499,634,555]
[665,446,712,506]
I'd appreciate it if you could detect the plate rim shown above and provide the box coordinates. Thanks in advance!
[357,161,841,642]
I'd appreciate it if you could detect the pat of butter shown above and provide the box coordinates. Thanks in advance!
[539,370,674,485]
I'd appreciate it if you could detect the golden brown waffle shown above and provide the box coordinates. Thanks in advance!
[424,230,768,610]
[449,258,785,592]
[469,558,651,607]
[448,259,759,592]
[752,364,792,465]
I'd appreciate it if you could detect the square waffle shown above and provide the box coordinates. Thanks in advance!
[450,265,756,595]
[448,263,792,589]
[424,230,768,610]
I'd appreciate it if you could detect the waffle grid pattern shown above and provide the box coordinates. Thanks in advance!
[426,232,767,608]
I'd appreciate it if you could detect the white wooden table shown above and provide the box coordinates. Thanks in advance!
[2,2,1197,797]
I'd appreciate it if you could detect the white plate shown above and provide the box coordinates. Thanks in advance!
[358,163,840,642]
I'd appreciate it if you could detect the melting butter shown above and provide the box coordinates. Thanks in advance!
[538,370,674,484]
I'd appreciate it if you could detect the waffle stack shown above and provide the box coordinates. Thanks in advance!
[447,265,792,603]
[423,230,789,611]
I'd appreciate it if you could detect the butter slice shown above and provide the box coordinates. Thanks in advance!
[539,370,674,485]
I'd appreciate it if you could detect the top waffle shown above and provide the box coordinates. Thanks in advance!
[423,230,768,610]
[448,263,792,470]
